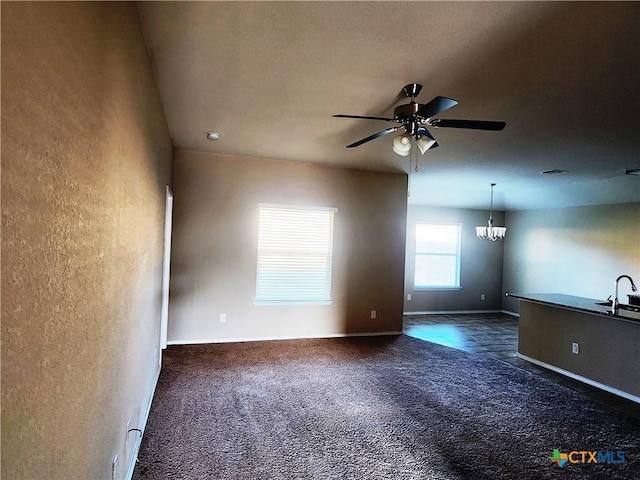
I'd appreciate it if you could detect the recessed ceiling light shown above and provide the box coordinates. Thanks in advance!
[625,168,640,176]
[540,169,569,175]
[206,132,221,141]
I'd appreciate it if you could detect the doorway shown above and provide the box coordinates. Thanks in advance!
[160,185,174,352]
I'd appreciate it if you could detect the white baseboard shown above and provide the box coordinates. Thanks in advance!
[501,310,520,317]
[516,353,640,404]
[403,309,503,315]
[167,330,404,345]
[126,365,161,480]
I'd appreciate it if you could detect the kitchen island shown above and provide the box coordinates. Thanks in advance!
[507,293,640,402]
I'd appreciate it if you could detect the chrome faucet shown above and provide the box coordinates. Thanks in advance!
[613,275,638,315]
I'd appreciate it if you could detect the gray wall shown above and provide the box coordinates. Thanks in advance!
[404,205,505,312]
[502,203,640,313]
[518,302,640,397]
[169,151,407,342]
[2,3,173,480]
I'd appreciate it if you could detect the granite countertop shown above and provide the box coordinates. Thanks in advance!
[506,292,640,323]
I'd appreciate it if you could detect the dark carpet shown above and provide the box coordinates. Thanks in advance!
[133,335,639,479]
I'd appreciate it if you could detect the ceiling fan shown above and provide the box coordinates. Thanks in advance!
[333,83,506,154]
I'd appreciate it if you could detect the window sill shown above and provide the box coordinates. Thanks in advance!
[254,301,333,306]
[413,287,462,291]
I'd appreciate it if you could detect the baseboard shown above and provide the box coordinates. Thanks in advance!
[516,353,640,404]
[403,309,503,315]
[126,365,161,480]
[167,330,404,345]
[501,310,520,317]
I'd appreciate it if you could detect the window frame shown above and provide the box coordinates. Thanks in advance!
[413,222,462,290]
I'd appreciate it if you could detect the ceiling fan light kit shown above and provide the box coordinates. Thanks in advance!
[392,135,412,156]
[417,136,436,155]
[476,183,507,241]
[333,83,506,156]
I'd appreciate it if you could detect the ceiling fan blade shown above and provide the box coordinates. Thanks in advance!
[332,114,396,122]
[430,119,506,131]
[346,126,401,148]
[418,96,458,118]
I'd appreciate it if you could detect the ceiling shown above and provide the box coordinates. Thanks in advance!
[136,1,639,210]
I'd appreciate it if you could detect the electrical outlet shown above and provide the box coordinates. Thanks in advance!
[220,313,227,323]
[480,294,486,301]
[370,310,377,319]
[112,453,118,480]
[572,342,579,354]
[407,294,412,301]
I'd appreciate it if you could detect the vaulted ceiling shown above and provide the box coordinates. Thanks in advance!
[137,1,639,210]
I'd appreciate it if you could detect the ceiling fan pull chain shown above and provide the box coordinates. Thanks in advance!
[413,142,419,173]
[408,156,413,197]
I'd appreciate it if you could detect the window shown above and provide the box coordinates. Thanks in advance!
[414,223,461,289]
[256,204,336,304]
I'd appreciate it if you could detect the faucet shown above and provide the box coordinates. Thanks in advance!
[612,275,638,315]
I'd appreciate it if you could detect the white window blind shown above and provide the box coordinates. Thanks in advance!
[256,204,336,304]
[414,223,461,288]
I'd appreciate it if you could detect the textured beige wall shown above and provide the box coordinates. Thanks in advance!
[169,151,407,343]
[2,3,173,479]
[404,205,505,312]
[502,203,640,313]
[518,302,640,397]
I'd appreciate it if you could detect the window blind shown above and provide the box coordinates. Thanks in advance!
[256,204,336,304]
[414,223,461,288]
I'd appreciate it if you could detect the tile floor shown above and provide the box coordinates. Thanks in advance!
[404,312,640,420]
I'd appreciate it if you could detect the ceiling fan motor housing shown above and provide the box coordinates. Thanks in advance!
[394,102,424,138]
[394,102,421,120]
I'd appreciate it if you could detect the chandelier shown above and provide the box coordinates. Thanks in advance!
[476,183,506,241]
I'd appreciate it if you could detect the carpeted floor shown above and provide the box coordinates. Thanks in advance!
[133,335,639,479]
